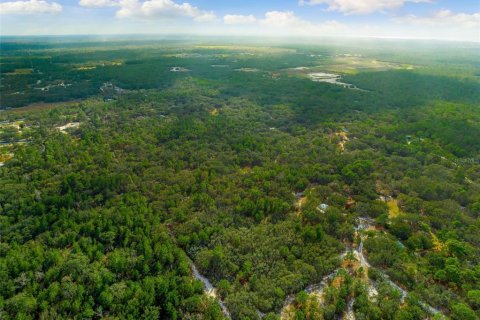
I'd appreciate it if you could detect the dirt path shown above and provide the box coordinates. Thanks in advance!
[191,263,231,318]
[280,217,444,320]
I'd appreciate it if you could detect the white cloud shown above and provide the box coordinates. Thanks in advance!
[223,14,257,25]
[79,0,118,7]
[299,0,432,15]
[396,10,480,28]
[260,11,304,28]
[112,0,215,21]
[192,11,216,22]
[78,0,215,21]
[221,9,479,41]
[223,11,346,36]
[0,0,61,14]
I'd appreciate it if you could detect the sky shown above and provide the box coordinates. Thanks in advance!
[0,0,479,42]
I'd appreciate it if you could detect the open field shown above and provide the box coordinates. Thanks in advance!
[5,100,83,113]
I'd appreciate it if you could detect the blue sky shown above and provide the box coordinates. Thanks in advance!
[1,0,479,41]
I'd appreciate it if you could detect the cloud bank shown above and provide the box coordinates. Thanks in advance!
[223,11,346,36]
[299,0,432,15]
[0,0,61,14]
[79,0,117,7]
[395,10,480,28]
[79,0,215,21]
[223,14,257,25]
[0,0,478,41]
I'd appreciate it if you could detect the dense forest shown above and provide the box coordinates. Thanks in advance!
[0,38,479,320]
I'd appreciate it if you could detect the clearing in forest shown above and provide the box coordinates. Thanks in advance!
[387,199,402,218]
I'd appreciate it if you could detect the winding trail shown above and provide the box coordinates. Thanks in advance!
[354,217,441,315]
[190,215,444,320]
[191,263,231,319]
[280,216,444,320]
[345,298,355,320]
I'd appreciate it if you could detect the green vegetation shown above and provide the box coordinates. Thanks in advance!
[0,37,479,319]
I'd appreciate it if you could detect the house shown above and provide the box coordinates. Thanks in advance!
[317,203,329,213]
[378,195,393,202]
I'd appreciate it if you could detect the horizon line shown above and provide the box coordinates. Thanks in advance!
[0,33,479,44]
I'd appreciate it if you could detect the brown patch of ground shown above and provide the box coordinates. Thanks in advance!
[335,131,349,152]
[0,153,13,162]
[343,254,362,269]
[332,276,344,289]
[280,304,296,320]
[295,196,307,214]
[56,122,81,133]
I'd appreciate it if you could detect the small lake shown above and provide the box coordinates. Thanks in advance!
[308,72,358,89]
